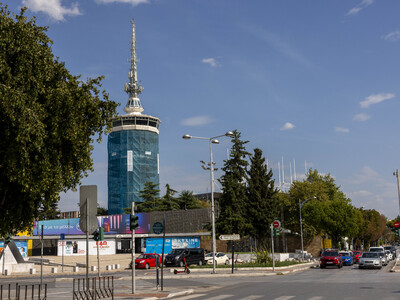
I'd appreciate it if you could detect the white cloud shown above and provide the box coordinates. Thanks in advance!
[181,115,213,126]
[280,122,295,131]
[94,0,149,5]
[202,58,218,67]
[353,113,371,122]
[22,0,81,21]
[335,126,349,133]
[360,93,395,108]
[382,30,400,42]
[347,0,374,16]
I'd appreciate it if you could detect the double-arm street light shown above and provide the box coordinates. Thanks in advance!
[183,131,234,274]
[299,196,317,261]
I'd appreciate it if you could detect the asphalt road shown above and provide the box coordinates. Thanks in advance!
[165,261,400,300]
[1,262,399,299]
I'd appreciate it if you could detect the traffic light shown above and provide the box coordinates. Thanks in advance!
[130,214,139,231]
[273,228,279,237]
[4,234,12,244]
[93,230,100,241]
[99,227,104,241]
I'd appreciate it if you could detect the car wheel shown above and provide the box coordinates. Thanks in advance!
[198,260,203,266]
[145,263,150,269]
[320,265,325,269]
[225,260,229,265]
[179,260,185,267]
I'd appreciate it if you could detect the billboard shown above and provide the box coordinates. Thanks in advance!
[0,240,28,257]
[57,240,116,256]
[33,213,150,236]
[144,237,200,254]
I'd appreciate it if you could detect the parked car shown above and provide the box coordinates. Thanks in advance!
[339,251,354,266]
[164,248,205,267]
[384,246,396,258]
[359,252,382,269]
[205,252,230,265]
[320,249,343,268]
[378,252,388,266]
[352,250,362,263]
[369,246,385,253]
[129,253,162,269]
[385,250,393,261]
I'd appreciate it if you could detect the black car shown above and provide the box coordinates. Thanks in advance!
[164,248,205,267]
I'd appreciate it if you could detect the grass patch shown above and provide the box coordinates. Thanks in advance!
[191,261,303,268]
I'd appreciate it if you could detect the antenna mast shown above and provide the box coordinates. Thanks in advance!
[124,19,144,115]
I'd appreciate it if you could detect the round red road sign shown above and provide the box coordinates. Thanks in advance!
[394,221,400,228]
[272,220,281,228]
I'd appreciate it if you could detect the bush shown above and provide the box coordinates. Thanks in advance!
[255,246,272,264]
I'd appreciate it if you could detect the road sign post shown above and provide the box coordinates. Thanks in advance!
[394,221,400,228]
[270,224,275,272]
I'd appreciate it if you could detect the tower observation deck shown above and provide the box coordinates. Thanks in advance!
[107,19,161,215]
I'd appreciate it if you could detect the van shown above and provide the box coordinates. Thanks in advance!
[164,248,205,267]
[369,247,384,253]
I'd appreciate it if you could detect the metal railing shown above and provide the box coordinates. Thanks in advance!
[1,283,47,300]
[73,276,114,300]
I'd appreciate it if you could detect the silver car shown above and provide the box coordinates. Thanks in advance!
[359,252,382,269]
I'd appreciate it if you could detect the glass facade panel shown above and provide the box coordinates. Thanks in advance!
[108,129,159,215]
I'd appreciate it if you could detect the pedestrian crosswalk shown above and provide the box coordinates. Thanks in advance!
[175,294,399,300]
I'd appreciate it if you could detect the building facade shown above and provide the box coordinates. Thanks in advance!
[108,19,161,215]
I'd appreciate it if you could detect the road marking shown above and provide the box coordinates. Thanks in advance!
[308,297,324,300]
[272,297,295,300]
[207,295,234,300]
[46,292,73,295]
[176,294,207,300]
[239,296,264,300]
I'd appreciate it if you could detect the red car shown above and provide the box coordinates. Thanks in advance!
[320,249,343,268]
[352,250,362,263]
[129,253,162,269]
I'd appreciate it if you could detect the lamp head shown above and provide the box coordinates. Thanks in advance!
[182,134,191,139]
[212,139,220,144]
[225,131,234,137]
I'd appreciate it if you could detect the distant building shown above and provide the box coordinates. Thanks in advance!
[108,20,161,215]
[60,211,80,219]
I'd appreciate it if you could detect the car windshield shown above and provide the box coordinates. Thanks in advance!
[137,254,153,259]
[362,252,378,258]
[169,249,183,255]
[340,252,350,256]
[369,248,383,252]
[205,253,213,257]
[322,251,338,256]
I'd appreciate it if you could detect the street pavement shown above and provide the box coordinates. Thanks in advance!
[0,254,317,299]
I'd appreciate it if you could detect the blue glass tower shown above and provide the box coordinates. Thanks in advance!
[108,19,161,215]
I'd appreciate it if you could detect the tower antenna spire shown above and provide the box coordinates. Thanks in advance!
[124,19,144,114]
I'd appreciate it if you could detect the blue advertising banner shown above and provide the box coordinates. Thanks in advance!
[33,213,150,236]
[0,240,28,257]
[145,237,200,254]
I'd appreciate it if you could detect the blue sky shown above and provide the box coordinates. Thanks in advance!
[6,0,400,219]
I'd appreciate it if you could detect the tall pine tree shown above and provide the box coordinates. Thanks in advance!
[216,130,250,237]
[246,148,278,241]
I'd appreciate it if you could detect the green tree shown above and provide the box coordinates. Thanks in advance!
[177,190,203,210]
[97,206,108,216]
[38,201,60,220]
[137,182,160,210]
[159,184,180,211]
[216,130,250,237]
[246,148,278,240]
[287,169,358,247]
[0,5,118,235]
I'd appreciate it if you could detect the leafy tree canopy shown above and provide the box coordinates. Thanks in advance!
[0,5,118,235]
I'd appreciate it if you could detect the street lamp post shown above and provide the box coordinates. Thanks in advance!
[183,131,233,274]
[299,196,317,262]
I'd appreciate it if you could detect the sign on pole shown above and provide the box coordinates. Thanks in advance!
[219,234,240,241]
[272,220,281,229]
[394,221,400,228]
[79,185,98,234]
[153,222,163,234]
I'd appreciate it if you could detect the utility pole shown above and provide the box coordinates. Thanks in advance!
[394,169,400,217]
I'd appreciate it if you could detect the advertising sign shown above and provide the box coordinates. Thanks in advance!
[58,240,115,256]
[33,213,150,236]
[145,237,200,254]
[0,240,27,257]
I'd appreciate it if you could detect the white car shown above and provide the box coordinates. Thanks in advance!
[385,250,393,261]
[205,252,230,265]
